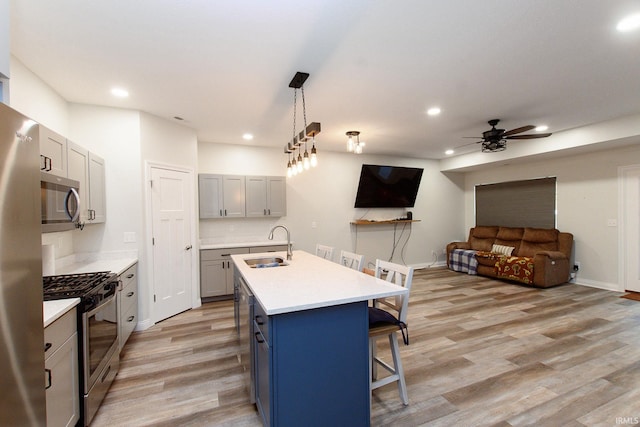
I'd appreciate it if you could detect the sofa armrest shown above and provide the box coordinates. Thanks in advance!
[532,251,570,288]
[446,242,471,267]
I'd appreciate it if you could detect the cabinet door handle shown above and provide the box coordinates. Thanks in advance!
[224,209,227,216]
[45,369,52,389]
[264,209,267,215]
[126,273,135,279]
[127,315,135,322]
[255,331,265,343]
[219,209,222,217]
[126,291,135,297]
[268,209,271,215]
[255,315,265,325]
[44,342,52,353]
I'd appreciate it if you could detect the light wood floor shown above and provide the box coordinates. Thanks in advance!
[91,268,640,426]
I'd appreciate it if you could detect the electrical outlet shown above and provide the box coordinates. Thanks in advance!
[573,261,581,272]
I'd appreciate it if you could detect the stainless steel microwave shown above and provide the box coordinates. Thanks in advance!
[41,172,80,232]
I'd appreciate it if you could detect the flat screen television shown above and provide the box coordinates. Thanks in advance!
[354,164,424,208]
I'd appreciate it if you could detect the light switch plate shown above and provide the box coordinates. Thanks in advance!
[607,219,617,227]
[123,232,136,243]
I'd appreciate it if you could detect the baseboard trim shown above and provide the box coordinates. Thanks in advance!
[574,278,622,292]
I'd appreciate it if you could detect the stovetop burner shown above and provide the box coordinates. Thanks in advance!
[43,271,116,300]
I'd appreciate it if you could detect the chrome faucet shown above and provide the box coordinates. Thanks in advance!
[268,225,292,260]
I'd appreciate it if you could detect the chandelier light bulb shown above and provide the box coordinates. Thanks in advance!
[355,143,363,154]
[310,143,318,167]
[303,150,310,169]
[347,136,354,152]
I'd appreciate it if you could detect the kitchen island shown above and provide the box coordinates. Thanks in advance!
[231,250,408,427]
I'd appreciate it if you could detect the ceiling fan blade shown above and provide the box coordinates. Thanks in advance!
[502,125,535,137]
[506,133,552,140]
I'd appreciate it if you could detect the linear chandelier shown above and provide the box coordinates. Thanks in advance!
[284,72,320,178]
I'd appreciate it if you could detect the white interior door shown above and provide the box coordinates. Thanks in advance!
[151,166,194,322]
[622,166,640,292]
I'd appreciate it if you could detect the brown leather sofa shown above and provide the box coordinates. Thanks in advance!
[446,226,574,288]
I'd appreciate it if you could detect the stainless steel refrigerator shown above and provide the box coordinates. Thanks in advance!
[0,102,46,425]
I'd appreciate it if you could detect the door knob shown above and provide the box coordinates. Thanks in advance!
[185,245,193,251]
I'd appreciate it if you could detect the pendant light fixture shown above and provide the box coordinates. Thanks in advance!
[346,131,364,154]
[284,72,321,177]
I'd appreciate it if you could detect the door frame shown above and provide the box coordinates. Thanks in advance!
[618,164,640,292]
[144,160,200,326]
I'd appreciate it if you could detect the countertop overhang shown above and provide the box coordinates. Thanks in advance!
[232,250,408,315]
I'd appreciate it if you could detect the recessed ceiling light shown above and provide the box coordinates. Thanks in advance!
[242,133,254,140]
[617,13,640,32]
[427,107,441,116]
[535,125,549,132]
[111,87,129,98]
[445,149,454,155]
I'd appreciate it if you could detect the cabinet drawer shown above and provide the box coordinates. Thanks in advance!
[121,285,138,315]
[121,301,137,339]
[44,307,77,357]
[120,264,137,289]
[201,247,249,261]
[249,245,287,253]
[254,302,269,344]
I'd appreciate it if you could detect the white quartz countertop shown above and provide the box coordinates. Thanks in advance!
[43,298,80,327]
[54,258,138,276]
[200,240,289,250]
[232,250,408,315]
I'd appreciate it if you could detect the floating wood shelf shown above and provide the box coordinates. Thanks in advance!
[350,219,420,225]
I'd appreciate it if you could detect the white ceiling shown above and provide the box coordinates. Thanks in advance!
[9,1,640,159]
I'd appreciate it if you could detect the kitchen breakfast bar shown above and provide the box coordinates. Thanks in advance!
[231,250,408,427]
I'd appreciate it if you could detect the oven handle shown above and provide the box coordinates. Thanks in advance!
[84,291,117,319]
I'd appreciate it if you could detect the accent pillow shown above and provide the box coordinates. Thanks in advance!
[492,244,515,256]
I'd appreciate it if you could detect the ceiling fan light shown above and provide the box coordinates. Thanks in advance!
[445,149,454,155]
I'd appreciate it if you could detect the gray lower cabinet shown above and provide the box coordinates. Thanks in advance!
[44,307,80,427]
[201,247,250,297]
[201,245,288,299]
[118,263,138,351]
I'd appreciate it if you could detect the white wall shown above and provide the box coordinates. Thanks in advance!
[462,142,640,291]
[8,56,69,134]
[198,141,465,268]
[68,104,142,255]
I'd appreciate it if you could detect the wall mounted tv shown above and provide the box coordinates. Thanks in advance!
[354,164,424,208]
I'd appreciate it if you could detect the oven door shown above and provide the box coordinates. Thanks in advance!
[82,294,119,393]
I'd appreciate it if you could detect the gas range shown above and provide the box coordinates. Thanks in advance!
[43,271,117,312]
[43,270,120,426]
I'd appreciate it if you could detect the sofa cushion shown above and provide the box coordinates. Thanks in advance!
[519,240,559,257]
[472,226,500,239]
[469,226,499,251]
[497,227,524,240]
[523,227,559,243]
[475,251,502,267]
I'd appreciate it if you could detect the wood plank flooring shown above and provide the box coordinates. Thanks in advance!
[91,268,640,426]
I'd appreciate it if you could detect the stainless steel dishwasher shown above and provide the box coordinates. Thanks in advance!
[237,274,255,403]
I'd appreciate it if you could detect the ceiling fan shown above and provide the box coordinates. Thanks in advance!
[467,119,553,152]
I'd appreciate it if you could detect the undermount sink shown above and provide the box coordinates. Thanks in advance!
[245,257,288,268]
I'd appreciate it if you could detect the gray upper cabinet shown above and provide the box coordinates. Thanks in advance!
[246,176,286,217]
[88,153,106,223]
[199,174,246,218]
[39,125,67,178]
[200,174,285,219]
[223,176,246,217]
[199,174,224,218]
[67,141,106,224]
